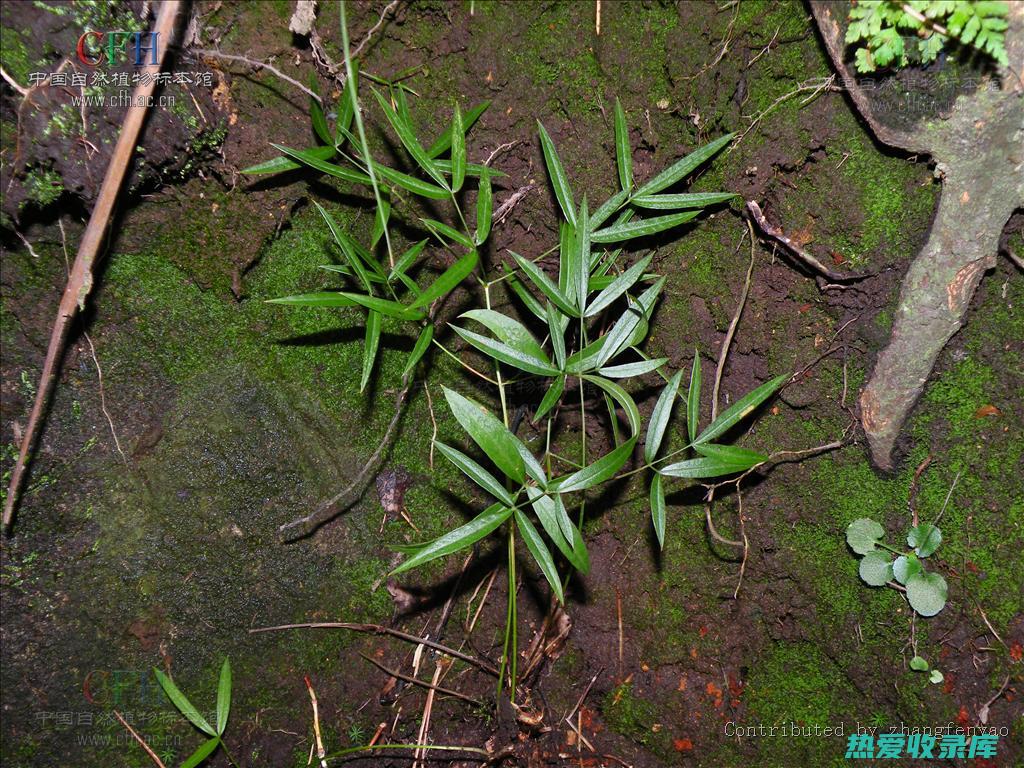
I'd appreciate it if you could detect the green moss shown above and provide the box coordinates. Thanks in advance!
[21,165,63,208]
[602,681,669,753]
[0,26,33,85]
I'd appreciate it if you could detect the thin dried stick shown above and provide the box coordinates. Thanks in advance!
[711,225,754,420]
[359,653,482,706]
[304,676,328,768]
[113,710,166,768]
[191,49,322,103]
[249,621,499,676]
[84,333,127,465]
[351,0,402,60]
[413,660,444,768]
[3,1,181,533]
[747,200,871,283]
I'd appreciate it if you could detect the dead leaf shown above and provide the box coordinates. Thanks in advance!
[974,404,1001,418]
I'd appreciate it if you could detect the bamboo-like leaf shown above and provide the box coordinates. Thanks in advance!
[632,133,734,197]
[645,370,683,463]
[537,121,577,227]
[361,309,382,391]
[269,143,371,184]
[694,373,788,444]
[402,323,434,376]
[462,309,549,363]
[591,210,701,243]
[453,326,560,376]
[660,448,765,479]
[585,254,653,317]
[515,510,564,603]
[451,102,466,192]
[443,388,525,482]
[597,357,667,379]
[590,188,630,231]
[266,292,357,307]
[181,738,221,768]
[427,101,489,158]
[371,196,390,248]
[614,98,632,192]
[594,277,665,368]
[391,503,513,574]
[534,375,565,422]
[435,441,516,507]
[335,61,357,145]
[371,160,449,199]
[241,145,335,175]
[309,74,331,145]
[154,669,216,736]
[650,473,666,549]
[372,89,449,190]
[583,375,640,435]
[545,303,566,370]
[693,442,767,469]
[340,292,424,321]
[433,159,507,179]
[506,269,547,320]
[388,240,428,282]
[564,334,609,374]
[422,218,476,250]
[510,252,579,318]
[558,221,576,300]
[216,659,231,737]
[555,438,636,493]
[408,250,478,310]
[525,487,588,573]
[576,198,590,314]
[630,192,738,210]
[687,353,701,443]
[475,173,492,245]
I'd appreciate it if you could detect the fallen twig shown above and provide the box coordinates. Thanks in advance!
[3,1,181,533]
[113,709,166,768]
[360,653,482,707]
[249,621,499,676]
[304,676,328,768]
[747,200,871,284]
[191,48,322,103]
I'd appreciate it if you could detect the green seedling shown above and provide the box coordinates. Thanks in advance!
[154,658,235,768]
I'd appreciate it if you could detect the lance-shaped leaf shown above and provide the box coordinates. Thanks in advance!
[594,277,665,368]
[181,738,221,768]
[463,309,549,363]
[534,375,565,422]
[269,143,371,185]
[614,97,632,192]
[335,61,357,144]
[693,442,767,470]
[443,388,525,483]
[433,159,506,179]
[435,441,516,507]
[475,173,492,245]
[266,292,357,308]
[422,218,476,250]
[402,323,434,376]
[241,144,335,175]
[694,373,788,444]
[537,120,577,227]
[372,89,449,190]
[510,251,579,318]
[650,472,666,549]
[309,74,331,145]
[216,659,231,736]
[687,353,701,442]
[590,188,630,231]
[154,669,216,736]
[506,269,547,320]
[555,438,636,493]
[545,303,566,370]
[409,250,478,310]
[585,254,653,317]
[388,239,428,283]
[597,357,667,379]
[341,292,425,321]
[525,487,588,573]
[564,334,609,375]
[371,160,449,199]
[576,198,591,313]
[371,196,390,248]
[630,192,738,210]
[583,375,640,435]
[661,444,766,479]
[591,210,701,243]
[427,101,489,158]
[515,510,564,603]
[453,326,560,376]
[360,309,382,391]
[632,133,734,197]
[558,221,576,300]
[391,502,514,574]
[451,103,466,192]
[646,370,683,463]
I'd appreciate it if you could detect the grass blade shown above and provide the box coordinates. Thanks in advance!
[392,503,513,574]
[545,303,566,370]
[583,375,640,435]
[633,133,734,197]
[661,447,766,478]
[576,198,590,314]
[537,121,577,227]
[388,239,428,282]
[614,97,632,192]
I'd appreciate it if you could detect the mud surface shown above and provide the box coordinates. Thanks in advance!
[2,2,1021,767]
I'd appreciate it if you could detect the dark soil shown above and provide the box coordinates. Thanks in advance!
[2,2,1021,768]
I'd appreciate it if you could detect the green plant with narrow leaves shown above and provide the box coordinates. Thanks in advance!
[154,659,235,768]
[846,517,948,616]
[846,0,1009,72]
[248,5,787,701]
